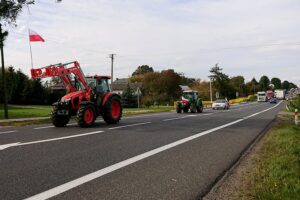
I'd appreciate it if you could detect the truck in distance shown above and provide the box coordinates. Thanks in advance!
[257,91,266,102]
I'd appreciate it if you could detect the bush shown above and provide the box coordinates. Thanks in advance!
[288,95,300,111]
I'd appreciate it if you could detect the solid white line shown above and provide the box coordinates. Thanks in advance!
[0,130,17,135]
[108,122,152,130]
[0,131,104,151]
[24,101,282,200]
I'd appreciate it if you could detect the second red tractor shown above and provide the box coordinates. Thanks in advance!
[31,61,122,127]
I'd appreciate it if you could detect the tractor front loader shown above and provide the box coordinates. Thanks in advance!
[31,61,122,127]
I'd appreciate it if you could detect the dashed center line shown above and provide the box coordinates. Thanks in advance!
[34,126,54,130]
[0,130,17,135]
[108,122,152,130]
[162,113,212,121]
[0,130,104,151]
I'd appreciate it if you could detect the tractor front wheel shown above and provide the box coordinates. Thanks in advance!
[51,106,70,127]
[77,104,96,127]
[190,104,197,113]
[103,95,122,124]
[176,104,182,113]
[183,106,189,113]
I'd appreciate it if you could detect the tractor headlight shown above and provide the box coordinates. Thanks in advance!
[61,98,71,105]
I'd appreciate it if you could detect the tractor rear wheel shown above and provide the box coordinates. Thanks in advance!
[197,106,203,113]
[51,106,70,127]
[77,104,96,127]
[103,95,122,124]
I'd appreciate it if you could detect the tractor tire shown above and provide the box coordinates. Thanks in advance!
[103,95,122,124]
[176,104,182,113]
[197,106,203,113]
[51,106,70,127]
[190,104,197,113]
[183,106,189,113]
[77,104,96,127]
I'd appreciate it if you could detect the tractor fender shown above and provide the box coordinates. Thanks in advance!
[197,98,203,107]
[101,93,121,107]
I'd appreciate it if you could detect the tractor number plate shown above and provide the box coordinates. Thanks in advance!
[57,110,69,115]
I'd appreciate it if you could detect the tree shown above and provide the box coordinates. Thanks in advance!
[209,64,234,99]
[191,80,211,101]
[0,0,34,27]
[259,75,270,91]
[230,76,245,97]
[281,80,290,90]
[121,83,137,108]
[271,77,281,89]
[132,65,154,76]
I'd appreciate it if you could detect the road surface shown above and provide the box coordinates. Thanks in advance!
[0,101,283,200]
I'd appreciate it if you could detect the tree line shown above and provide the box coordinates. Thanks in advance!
[122,64,297,107]
[0,64,298,106]
[0,66,64,105]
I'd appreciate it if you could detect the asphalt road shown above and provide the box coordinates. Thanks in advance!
[0,101,284,200]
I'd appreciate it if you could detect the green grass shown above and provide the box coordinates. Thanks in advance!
[245,121,300,200]
[0,105,173,120]
[0,105,52,119]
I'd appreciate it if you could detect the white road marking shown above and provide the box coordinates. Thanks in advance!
[0,131,103,151]
[108,122,152,130]
[24,101,282,200]
[123,112,174,119]
[162,114,212,122]
[0,130,17,135]
[0,142,20,150]
[34,126,54,130]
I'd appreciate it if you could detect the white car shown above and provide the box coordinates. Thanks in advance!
[212,99,230,110]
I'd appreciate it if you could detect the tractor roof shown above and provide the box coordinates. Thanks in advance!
[86,75,111,79]
[183,90,198,93]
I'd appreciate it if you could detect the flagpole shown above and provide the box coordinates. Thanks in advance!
[28,29,33,68]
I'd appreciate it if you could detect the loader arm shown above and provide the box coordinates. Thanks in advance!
[31,61,90,93]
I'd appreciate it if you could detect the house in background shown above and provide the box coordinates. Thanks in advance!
[112,78,142,95]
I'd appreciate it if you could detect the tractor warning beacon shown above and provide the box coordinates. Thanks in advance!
[31,61,122,127]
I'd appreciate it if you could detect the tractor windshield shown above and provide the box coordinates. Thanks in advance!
[183,92,194,99]
[96,78,110,93]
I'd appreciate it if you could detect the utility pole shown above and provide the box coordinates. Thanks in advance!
[109,54,116,91]
[0,23,8,119]
[209,79,213,103]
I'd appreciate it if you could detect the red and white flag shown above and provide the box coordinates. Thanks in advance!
[29,29,45,42]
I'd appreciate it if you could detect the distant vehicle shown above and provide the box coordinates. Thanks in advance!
[257,91,266,102]
[212,99,230,110]
[269,97,277,104]
[266,90,274,101]
[176,90,203,113]
[274,89,286,100]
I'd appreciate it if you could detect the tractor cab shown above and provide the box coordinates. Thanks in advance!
[86,76,111,94]
[86,76,111,106]
[183,90,198,101]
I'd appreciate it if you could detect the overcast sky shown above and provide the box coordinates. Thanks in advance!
[3,0,300,85]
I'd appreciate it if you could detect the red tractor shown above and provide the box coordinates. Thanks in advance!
[31,61,122,127]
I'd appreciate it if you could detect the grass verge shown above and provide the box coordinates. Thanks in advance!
[0,105,52,120]
[0,105,174,126]
[246,121,300,200]
[204,116,300,200]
